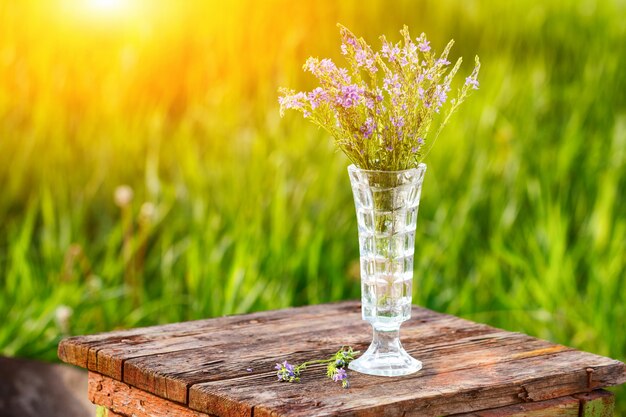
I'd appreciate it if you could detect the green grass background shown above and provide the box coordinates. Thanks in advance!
[1,0,625,412]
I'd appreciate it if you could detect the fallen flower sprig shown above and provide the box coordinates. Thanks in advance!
[274,346,359,389]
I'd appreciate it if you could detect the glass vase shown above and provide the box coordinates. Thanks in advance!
[347,163,427,377]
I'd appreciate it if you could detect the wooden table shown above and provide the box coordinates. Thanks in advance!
[58,301,626,416]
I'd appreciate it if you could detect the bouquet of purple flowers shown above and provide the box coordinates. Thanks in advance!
[279,24,480,171]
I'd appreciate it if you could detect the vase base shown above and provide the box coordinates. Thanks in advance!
[348,347,422,377]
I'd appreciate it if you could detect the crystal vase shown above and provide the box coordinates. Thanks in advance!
[347,163,427,376]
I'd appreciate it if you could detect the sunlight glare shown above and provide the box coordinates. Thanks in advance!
[89,0,126,13]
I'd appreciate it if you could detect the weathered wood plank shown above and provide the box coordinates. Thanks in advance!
[63,302,461,383]
[123,313,499,403]
[575,390,615,417]
[189,347,624,417]
[451,394,580,416]
[89,372,215,417]
[60,301,364,379]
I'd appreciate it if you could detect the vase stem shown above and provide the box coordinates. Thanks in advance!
[372,325,401,351]
[349,323,422,377]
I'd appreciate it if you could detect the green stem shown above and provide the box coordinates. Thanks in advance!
[296,358,335,372]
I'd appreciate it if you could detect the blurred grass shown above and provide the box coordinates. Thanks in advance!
[1,0,625,411]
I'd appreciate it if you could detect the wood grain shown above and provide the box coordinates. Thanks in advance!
[189,348,623,417]
[124,312,490,404]
[59,301,362,380]
[451,395,581,416]
[59,301,626,417]
[89,372,215,417]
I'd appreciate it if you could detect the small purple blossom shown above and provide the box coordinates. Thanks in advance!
[332,368,348,382]
[418,136,424,144]
[360,117,376,138]
[418,36,431,53]
[403,42,418,66]
[354,49,378,73]
[465,76,479,90]
[340,30,357,55]
[391,115,405,139]
[391,115,405,129]
[436,58,451,66]
[383,73,401,94]
[370,88,384,104]
[355,49,367,65]
[433,84,451,111]
[382,41,401,62]
[278,92,308,116]
[336,84,362,108]
[411,146,419,154]
[308,87,329,110]
[319,58,336,73]
[337,67,351,84]
[418,86,425,100]
[276,361,298,382]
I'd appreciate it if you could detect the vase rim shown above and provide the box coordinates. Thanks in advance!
[348,163,427,175]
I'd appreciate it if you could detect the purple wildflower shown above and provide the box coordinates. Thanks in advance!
[382,42,401,62]
[276,361,298,382]
[337,67,351,84]
[436,58,451,66]
[433,84,450,111]
[391,115,405,139]
[278,92,308,116]
[355,49,367,65]
[319,58,336,73]
[386,144,394,151]
[371,88,384,104]
[308,87,329,110]
[391,115,405,129]
[405,42,417,55]
[418,36,431,53]
[411,146,419,154]
[340,28,357,54]
[383,73,401,94]
[465,76,479,90]
[303,57,316,73]
[336,84,362,108]
[418,136,424,144]
[354,49,378,73]
[360,117,376,138]
[332,368,347,382]
[304,58,342,82]
[403,42,418,66]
